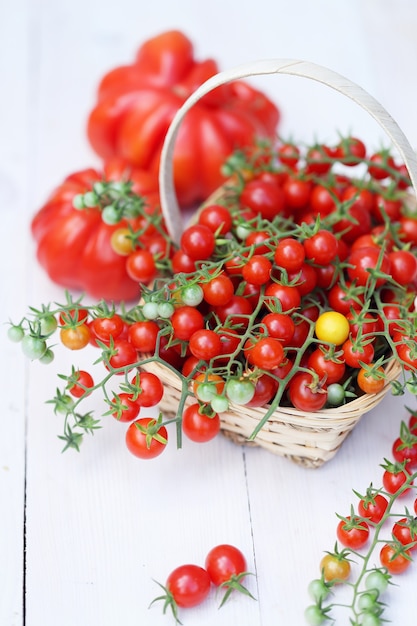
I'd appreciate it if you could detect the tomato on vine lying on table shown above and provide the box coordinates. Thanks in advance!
[204,543,255,607]
[150,544,254,621]
[11,134,417,457]
[150,563,211,623]
[87,29,280,207]
[306,411,417,626]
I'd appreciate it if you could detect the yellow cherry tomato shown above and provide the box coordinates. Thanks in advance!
[110,228,135,256]
[315,311,350,345]
[60,324,91,350]
[320,553,351,583]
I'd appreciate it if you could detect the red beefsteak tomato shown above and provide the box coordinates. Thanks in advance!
[31,159,160,301]
[86,30,280,207]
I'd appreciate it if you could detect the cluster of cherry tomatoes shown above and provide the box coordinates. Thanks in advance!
[106,134,417,416]
[10,134,417,458]
[306,409,417,625]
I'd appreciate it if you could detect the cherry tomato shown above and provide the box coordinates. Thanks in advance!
[69,370,94,397]
[307,348,345,384]
[242,255,272,285]
[91,314,125,342]
[125,417,168,459]
[328,282,364,315]
[213,295,253,328]
[264,283,301,312]
[21,335,48,360]
[303,230,338,265]
[171,306,205,341]
[201,274,234,306]
[346,311,378,338]
[379,543,412,575]
[334,136,366,165]
[189,329,222,361]
[126,249,157,283]
[305,144,333,175]
[165,564,211,608]
[336,516,370,549]
[245,230,272,255]
[315,311,350,345]
[198,204,232,234]
[388,250,417,286]
[282,176,311,209]
[358,493,388,524]
[357,366,385,394]
[368,151,396,180]
[245,337,285,370]
[399,216,417,245]
[288,372,328,412]
[128,320,160,353]
[110,227,135,255]
[225,378,255,405]
[171,249,196,274]
[182,403,220,442]
[382,464,413,496]
[347,246,391,288]
[392,517,417,551]
[277,142,300,167]
[246,373,278,407]
[262,312,295,345]
[104,341,137,374]
[287,263,318,296]
[180,224,215,260]
[60,324,91,350]
[342,339,374,368]
[392,435,417,469]
[334,204,372,244]
[130,371,164,407]
[320,553,351,583]
[205,544,248,586]
[310,184,340,216]
[274,237,305,272]
[372,193,402,223]
[111,392,141,422]
[240,178,286,220]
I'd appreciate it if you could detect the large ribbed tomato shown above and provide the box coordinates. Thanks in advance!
[86,30,280,207]
[31,159,159,301]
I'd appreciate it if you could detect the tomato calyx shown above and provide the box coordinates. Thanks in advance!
[217,571,256,608]
[149,580,183,625]
[132,413,168,449]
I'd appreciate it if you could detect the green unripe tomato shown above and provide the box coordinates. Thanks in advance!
[225,378,255,405]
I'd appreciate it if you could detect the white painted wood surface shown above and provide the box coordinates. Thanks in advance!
[2,1,417,624]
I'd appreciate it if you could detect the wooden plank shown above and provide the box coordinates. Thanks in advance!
[1,1,32,624]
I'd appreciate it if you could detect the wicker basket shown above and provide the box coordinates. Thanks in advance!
[143,59,417,468]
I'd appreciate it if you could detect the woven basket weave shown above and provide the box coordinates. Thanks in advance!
[142,59,417,468]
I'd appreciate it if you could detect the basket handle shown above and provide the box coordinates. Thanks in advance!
[158,58,417,244]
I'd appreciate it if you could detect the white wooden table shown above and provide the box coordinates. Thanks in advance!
[2,1,417,624]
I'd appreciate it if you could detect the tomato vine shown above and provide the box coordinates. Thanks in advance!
[305,411,417,625]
